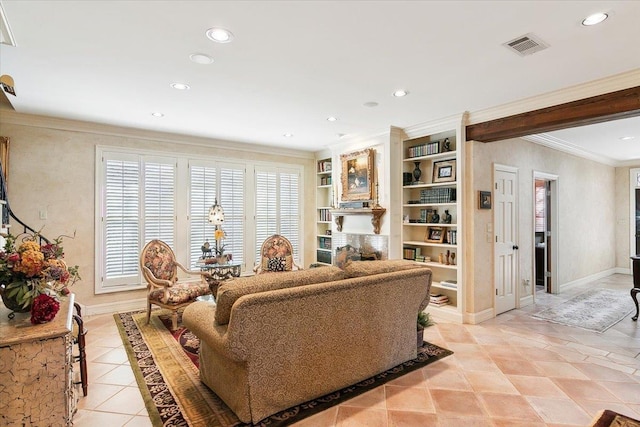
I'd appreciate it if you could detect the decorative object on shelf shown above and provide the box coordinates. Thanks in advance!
[412,161,422,183]
[442,210,452,224]
[432,159,456,183]
[403,172,412,186]
[340,148,374,201]
[445,250,451,265]
[450,253,456,265]
[0,232,80,319]
[430,210,439,224]
[425,226,445,243]
[442,138,452,152]
[479,191,492,209]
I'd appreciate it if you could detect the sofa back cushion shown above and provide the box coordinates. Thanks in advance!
[215,266,347,325]
[343,259,426,278]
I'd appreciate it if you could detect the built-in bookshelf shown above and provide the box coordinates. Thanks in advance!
[401,123,464,323]
[316,157,333,265]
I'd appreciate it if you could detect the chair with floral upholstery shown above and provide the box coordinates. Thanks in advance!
[140,239,210,330]
[253,234,302,274]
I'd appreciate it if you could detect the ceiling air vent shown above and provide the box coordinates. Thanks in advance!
[503,33,548,57]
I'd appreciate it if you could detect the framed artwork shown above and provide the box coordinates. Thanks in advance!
[0,136,8,187]
[432,159,456,183]
[341,148,374,201]
[425,226,445,243]
[479,191,492,209]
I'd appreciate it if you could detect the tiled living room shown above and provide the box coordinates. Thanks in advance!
[73,274,640,426]
[1,2,640,427]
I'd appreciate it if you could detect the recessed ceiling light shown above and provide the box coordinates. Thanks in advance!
[582,12,608,26]
[327,116,337,122]
[206,27,234,43]
[189,53,214,64]
[170,82,190,90]
[393,90,409,97]
[337,133,346,139]
[283,133,293,138]
[151,112,164,117]
[363,101,379,108]
[620,136,635,141]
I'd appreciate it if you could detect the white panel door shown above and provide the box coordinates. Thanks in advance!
[494,165,518,314]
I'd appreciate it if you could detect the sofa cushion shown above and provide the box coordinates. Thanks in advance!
[215,266,348,325]
[343,259,427,278]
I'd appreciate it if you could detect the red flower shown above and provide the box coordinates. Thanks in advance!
[30,294,60,324]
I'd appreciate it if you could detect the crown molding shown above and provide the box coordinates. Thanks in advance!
[0,110,315,160]
[402,113,466,140]
[467,69,640,125]
[522,133,620,167]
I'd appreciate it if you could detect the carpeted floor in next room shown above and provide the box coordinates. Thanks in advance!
[73,273,640,427]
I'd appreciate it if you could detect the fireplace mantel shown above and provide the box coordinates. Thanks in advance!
[329,207,386,234]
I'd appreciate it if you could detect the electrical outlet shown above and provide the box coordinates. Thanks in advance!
[39,209,47,220]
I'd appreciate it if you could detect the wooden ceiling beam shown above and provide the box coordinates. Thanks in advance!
[466,86,640,143]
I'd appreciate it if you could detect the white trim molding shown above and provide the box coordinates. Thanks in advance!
[560,268,622,292]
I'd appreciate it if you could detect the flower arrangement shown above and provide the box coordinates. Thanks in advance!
[213,226,227,257]
[0,232,80,322]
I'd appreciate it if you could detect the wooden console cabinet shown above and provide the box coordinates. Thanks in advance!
[0,295,77,426]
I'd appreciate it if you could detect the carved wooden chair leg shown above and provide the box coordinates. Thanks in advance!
[631,288,639,322]
[73,302,88,396]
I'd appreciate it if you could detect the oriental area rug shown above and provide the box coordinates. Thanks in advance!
[532,288,634,333]
[115,310,453,427]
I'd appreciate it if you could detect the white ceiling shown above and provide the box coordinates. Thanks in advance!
[0,1,639,160]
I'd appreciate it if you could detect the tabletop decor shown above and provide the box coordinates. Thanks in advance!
[0,232,80,320]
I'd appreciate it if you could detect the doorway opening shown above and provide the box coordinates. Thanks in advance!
[533,172,559,295]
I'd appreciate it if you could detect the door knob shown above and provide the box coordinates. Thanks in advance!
[513,245,519,250]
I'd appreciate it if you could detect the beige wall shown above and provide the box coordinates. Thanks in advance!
[0,118,315,309]
[615,166,640,269]
[466,137,616,314]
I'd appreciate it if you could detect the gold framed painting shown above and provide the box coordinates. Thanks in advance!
[340,148,374,201]
[0,136,8,187]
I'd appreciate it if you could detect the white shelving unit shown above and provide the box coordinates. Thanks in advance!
[316,157,333,265]
[401,124,464,323]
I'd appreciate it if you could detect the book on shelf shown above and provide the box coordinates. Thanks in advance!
[319,176,332,186]
[407,141,440,158]
[317,160,332,172]
[429,293,449,304]
[438,280,458,290]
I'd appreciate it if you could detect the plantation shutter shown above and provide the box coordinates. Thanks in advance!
[254,167,300,263]
[279,171,300,263]
[220,164,245,266]
[103,154,140,283]
[143,159,176,248]
[255,170,278,261]
[189,164,217,268]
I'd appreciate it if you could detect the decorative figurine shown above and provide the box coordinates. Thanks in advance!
[430,210,439,223]
[442,138,451,152]
[442,209,452,224]
[445,250,451,265]
[450,253,456,265]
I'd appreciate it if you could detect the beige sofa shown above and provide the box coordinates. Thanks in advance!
[183,260,432,424]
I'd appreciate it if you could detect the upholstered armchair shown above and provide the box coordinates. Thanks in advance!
[253,234,302,274]
[140,239,210,330]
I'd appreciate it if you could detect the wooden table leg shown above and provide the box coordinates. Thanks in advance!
[632,288,639,321]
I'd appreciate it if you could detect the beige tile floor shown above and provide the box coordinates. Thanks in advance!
[73,274,640,426]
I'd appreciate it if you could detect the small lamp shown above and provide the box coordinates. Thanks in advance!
[208,198,225,225]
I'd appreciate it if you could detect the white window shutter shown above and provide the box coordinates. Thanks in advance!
[189,164,217,268]
[143,160,176,248]
[104,156,140,281]
[220,165,245,265]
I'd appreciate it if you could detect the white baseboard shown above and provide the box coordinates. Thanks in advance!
[82,298,147,316]
[559,268,622,292]
[520,295,534,307]
[464,308,494,324]
[614,267,632,275]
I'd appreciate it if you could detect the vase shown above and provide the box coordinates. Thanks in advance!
[412,161,422,183]
[1,285,32,314]
[216,254,228,265]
